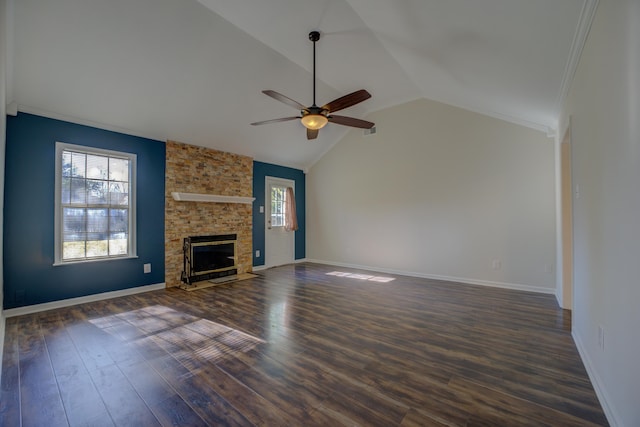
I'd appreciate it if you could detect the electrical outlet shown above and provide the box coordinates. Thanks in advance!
[144,263,151,274]
[544,264,553,273]
[492,259,501,270]
[255,250,261,258]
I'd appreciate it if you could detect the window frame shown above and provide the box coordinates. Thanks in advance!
[53,142,137,265]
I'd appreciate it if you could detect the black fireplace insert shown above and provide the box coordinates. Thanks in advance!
[181,234,237,286]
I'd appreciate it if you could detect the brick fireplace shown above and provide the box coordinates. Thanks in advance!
[165,140,253,288]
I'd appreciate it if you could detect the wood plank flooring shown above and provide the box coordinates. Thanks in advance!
[1,263,608,426]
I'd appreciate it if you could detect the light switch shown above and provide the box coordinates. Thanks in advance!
[259,205,264,213]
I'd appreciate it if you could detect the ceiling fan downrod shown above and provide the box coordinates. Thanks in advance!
[309,31,320,107]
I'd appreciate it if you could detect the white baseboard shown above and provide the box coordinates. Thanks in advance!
[572,331,619,427]
[305,259,555,295]
[3,283,166,318]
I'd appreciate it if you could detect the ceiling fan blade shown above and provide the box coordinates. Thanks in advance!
[307,128,319,140]
[251,117,300,126]
[321,89,371,113]
[262,90,307,110]
[328,115,375,129]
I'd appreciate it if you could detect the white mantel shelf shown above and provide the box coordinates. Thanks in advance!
[171,192,255,204]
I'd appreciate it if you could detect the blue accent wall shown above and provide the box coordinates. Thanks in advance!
[3,113,165,309]
[253,161,305,266]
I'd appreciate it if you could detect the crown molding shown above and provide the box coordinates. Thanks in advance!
[554,0,600,116]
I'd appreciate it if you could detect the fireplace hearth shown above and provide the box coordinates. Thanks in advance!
[181,234,237,287]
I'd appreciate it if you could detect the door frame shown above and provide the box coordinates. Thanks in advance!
[265,176,296,268]
[560,123,574,310]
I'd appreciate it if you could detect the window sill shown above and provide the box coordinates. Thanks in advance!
[53,255,139,266]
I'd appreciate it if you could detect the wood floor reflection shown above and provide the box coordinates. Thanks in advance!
[1,263,608,426]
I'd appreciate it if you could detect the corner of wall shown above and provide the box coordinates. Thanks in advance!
[1,0,9,387]
[572,330,620,427]
[554,129,564,309]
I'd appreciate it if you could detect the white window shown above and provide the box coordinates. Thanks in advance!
[54,142,137,264]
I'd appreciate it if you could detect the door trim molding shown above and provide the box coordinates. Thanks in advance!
[264,176,296,268]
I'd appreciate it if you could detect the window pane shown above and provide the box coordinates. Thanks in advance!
[71,152,86,178]
[62,152,73,177]
[63,231,86,242]
[63,208,85,233]
[86,236,108,257]
[87,180,108,205]
[270,186,287,227]
[109,209,128,232]
[62,204,86,259]
[71,178,87,204]
[109,182,129,205]
[109,231,127,240]
[109,158,129,181]
[86,154,108,179]
[109,234,128,255]
[63,240,85,259]
[61,177,71,204]
[87,209,108,233]
[86,232,106,241]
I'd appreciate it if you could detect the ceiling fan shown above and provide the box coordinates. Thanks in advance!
[251,31,375,140]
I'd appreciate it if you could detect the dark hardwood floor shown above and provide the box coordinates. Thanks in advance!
[1,263,607,426]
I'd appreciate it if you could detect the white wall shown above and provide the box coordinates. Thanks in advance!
[560,0,640,425]
[0,0,10,378]
[307,98,556,292]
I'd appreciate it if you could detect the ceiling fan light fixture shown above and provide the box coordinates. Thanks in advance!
[301,114,328,130]
[251,30,374,139]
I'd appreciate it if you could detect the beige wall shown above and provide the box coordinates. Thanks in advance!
[165,140,253,288]
[559,0,640,425]
[307,98,556,292]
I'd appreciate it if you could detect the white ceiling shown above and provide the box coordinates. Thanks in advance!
[8,0,595,170]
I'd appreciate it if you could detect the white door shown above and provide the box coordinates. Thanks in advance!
[265,177,295,267]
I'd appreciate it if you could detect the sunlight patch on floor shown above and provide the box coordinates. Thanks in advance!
[89,305,265,366]
[326,271,395,283]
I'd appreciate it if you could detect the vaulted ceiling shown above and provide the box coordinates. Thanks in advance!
[8,0,596,170]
